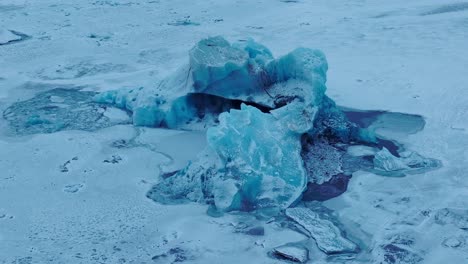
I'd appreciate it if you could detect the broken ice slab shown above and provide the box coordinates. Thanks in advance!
[378,244,424,264]
[285,207,359,254]
[373,148,441,177]
[272,244,309,263]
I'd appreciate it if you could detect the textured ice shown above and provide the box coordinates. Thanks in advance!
[285,207,359,254]
[3,88,131,135]
[206,103,313,212]
[373,147,441,176]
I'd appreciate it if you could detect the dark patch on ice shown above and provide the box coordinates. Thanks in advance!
[421,2,468,16]
[302,174,351,202]
[281,0,300,3]
[3,88,131,135]
[60,160,71,172]
[63,183,84,193]
[151,247,194,263]
[381,244,423,264]
[0,30,31,46]
[103,155,122,164]
[271,244,309,263]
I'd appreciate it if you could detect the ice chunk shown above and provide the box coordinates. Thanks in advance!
[285,207,359,254]
[3,88,130,135]
[373,147,441,176]
[377,244,423,264]
[272,244,309,263]
[206,103,313,212]
[373,147,408,172]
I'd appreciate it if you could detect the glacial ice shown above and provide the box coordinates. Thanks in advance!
[97,36,439,215]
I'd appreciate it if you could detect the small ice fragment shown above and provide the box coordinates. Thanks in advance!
[272,245,309,263]
[373,147,407,172]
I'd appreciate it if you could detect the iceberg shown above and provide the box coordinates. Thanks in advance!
[99,36,437,215]
[132,36,366,214]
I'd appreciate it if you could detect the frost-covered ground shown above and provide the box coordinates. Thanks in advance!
[1,0,467,263]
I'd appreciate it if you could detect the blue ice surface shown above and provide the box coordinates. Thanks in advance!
[94,36,340,131]
[206,102,314,213]
[98,36,374,215]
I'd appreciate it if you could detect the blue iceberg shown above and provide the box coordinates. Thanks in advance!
[100,36,378,214]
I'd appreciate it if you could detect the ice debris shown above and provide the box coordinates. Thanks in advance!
[285,207,359,254]
[272,244,309,263]
[136,36,370,214]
